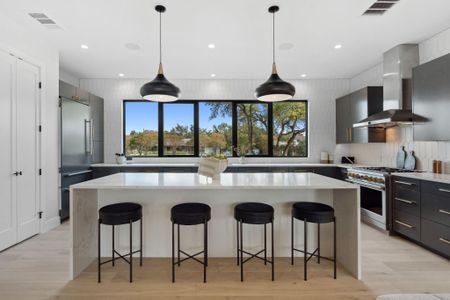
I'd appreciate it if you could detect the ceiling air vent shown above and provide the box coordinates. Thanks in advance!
[363,0,399,15]
[28,12,62,29]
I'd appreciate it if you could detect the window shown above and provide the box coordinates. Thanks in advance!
[124,101,158,156]
[163,103,195,156]
[236,103,269,156]
[123,100,308,158]
[272,102,307,157]
[199,102,232,156]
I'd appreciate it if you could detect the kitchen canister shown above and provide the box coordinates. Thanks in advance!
[320,152,329,164]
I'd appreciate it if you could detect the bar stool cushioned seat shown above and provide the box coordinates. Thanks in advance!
[234,202,274,224]
[99,202,142,225]
[171,203,211,225]
[292,202,334,223]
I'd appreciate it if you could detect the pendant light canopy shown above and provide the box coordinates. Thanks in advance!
[255,6,295,102]
[140,5,180,102]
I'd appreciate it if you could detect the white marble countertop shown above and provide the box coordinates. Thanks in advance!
[71,172,358,190]
[90,162,364,169]
[392,172,450,185]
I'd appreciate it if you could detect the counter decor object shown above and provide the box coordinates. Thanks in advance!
[320,151,329,164]
[432,160,443,174]
[396,146,407,169]
[115,153,126,165]
[404,151,416,171]
[198,156,228,180]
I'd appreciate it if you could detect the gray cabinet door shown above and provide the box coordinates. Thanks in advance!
[336,95,350,144]
[350,88,369,143]
[59,81,76,99]
[413,53,450,141]
[89,94,104,142]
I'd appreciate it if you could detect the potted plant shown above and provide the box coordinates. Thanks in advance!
[198,154,228,180]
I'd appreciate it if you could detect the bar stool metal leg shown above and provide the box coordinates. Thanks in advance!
[172,221,175,283]
[112,225,115,266]
[129,219,133,283]
[271,220,274,281]
[317,223,320,264]
[204,219,207,283]
[304,218,307,281]
[98,219,101,283]
[334,217,337,279]
[291,215,294,265]
[177,224,180,267]
[240,220,243,282]
[264,223,267,265]
[140,218,143,266]
[236,220,240,266]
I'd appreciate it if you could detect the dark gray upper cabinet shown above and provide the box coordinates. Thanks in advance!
[413,53,450,141]
[336,87,385,144]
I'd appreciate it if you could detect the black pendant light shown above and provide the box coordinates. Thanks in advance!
[140,5,180,102]
[255,6,295,102]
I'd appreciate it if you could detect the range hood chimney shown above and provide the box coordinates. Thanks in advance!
[354,44,427,128]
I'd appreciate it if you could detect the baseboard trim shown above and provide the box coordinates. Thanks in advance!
[41,216,61,233]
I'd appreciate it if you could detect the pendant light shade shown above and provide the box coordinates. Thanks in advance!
[255,6,295,102]
[140,5,180,102]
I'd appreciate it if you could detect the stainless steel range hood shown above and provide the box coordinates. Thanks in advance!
[354,44,427,128]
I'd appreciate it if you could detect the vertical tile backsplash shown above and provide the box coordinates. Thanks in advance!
[342,125,450,173]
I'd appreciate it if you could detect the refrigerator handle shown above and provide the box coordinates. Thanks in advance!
[90,119,94,157]
[84,119,93,154]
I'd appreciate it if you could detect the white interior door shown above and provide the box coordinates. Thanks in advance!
[16,59,40,242]
[0,51,17,251]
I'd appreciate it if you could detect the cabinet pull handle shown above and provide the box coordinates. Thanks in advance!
[394,180,415,186]
[395,219,414,229]
[438,209,450,216]
[439,237,450,245]
[438,188,450,193]
[395,197,416,205]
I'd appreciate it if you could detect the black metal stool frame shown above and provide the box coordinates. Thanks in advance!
[236,219,275,281]
[291,216,336,281]
[98,217,143,283]
[172,219,208,283]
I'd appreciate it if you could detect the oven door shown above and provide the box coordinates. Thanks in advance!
[360,185,386,229]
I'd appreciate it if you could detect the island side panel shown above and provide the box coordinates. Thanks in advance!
[333,188,361,280]
[70,188,98,279]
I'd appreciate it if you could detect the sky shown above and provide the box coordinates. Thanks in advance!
[125,102,231,134]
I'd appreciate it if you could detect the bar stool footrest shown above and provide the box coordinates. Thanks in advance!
[240,249,273,265]
[293,247,335,263]
[175,249,206,266]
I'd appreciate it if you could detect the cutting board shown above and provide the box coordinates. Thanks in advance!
[396,146,407,169]
[404,151,416,171]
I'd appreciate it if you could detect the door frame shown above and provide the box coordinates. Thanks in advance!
[1,46,44,235]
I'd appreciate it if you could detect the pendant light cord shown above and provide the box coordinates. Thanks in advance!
[272,10,275,64]
[159,10,162,64]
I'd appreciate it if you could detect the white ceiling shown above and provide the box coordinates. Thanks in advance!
[2,0,450,79]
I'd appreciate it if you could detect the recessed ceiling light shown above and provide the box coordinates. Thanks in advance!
[208,44,215,49]
[81,44,89,49]
[301,74,307,78]
[210,73,216,78]
[118,73,124,77]
[334,44,342,49]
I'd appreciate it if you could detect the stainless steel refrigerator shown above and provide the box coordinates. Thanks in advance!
[59,81,104,221]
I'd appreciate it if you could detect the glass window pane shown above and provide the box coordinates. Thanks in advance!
[163,104,194,155]
[124,101,158,156]
[237,103,268,156]
[199,102,233,157]
[273,102,307,157]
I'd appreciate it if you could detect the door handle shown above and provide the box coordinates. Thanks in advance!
[438,188,450,193]
[395,197,416,205]
[394,180,415,186]
[438,209,450,216]
[439,237,450,245]
[395,219,414,229]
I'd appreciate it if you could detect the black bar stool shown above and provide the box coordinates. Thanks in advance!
[98,202,143,283]
[171,202,211,283]
[291,202,336,281]
[234,202,274,281]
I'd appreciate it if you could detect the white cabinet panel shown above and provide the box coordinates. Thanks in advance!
[0,50,17,251]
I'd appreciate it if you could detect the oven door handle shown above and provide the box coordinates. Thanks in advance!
[346,179,385,191]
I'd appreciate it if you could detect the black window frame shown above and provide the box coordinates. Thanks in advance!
[123,99,308,158]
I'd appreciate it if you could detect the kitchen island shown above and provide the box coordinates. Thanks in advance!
[70,172,361,279]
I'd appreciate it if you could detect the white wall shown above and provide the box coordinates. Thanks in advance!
[59,68,79,87]
[80,78,349,163]
[344,27,450,173]
[0,12,60,231]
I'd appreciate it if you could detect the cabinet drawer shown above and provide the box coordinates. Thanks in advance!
[393,189,420,216]
[421,218,450,258]
[393,210,421,241]
[393,177,420,192]
[422,192,450,227]
[421,180,450,197]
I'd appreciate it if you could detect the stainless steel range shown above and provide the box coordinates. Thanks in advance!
[347,167,413,231]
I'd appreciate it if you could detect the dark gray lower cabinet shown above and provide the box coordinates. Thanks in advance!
[393,176,450,259]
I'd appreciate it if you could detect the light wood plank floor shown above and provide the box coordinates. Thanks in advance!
[0,222,449,300]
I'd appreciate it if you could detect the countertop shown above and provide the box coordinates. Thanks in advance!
[70,172,358,190]
[90,162,366,169]
[392,172,450,185]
